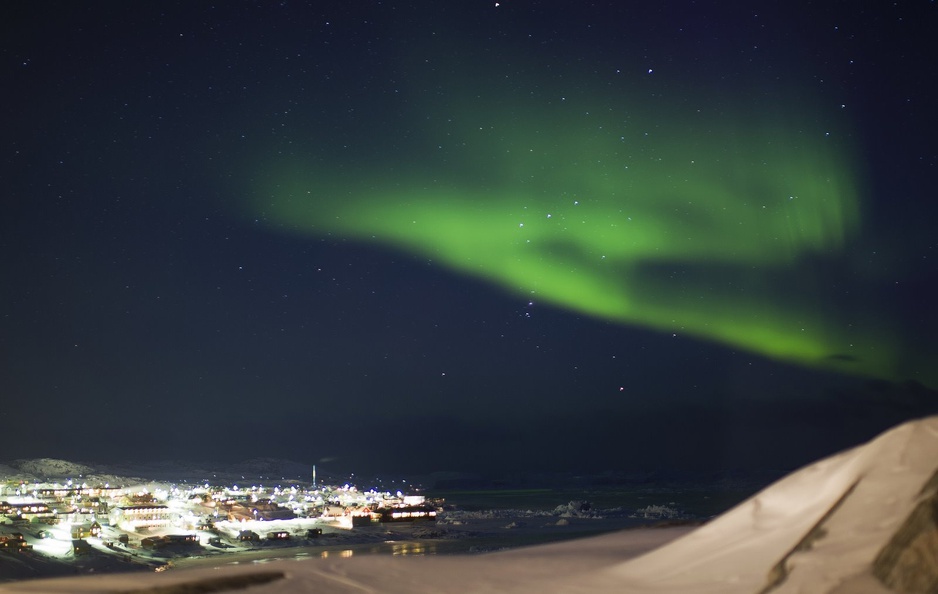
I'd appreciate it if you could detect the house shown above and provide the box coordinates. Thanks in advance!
[72,539,92,555]
[352,512,377,527]
[225,499,295,522]
[70,521,100,539]
[0,533,31,552]
[141,536,165,550]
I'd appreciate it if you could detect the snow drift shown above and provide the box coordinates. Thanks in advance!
[2,415,936,594]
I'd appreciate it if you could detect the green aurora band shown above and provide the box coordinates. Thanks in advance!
[247,88,932,388]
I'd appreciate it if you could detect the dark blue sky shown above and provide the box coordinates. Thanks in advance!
[2,1,936,480]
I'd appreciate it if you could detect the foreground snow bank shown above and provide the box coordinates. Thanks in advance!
[2,415,936,594]
[599,413,938,593]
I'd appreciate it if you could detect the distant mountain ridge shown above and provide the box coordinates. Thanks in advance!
[7,458,94,479]
[0,457,315,486]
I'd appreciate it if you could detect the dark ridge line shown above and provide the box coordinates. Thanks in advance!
[758,477,861,594]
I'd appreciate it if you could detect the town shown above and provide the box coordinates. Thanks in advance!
[0,471,439,573]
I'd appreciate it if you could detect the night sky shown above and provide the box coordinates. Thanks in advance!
[3,2,937,480]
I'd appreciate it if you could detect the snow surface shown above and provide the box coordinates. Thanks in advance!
[1,415,936,593]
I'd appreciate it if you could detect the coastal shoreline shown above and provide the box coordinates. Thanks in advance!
[170,518,701,571]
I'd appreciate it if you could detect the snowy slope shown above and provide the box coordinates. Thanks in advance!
[599,412,938,593]
[2,416,936,594]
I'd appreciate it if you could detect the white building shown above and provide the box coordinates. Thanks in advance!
[109,504,172,531]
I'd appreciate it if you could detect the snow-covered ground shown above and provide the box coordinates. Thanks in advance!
[1,415,935,593]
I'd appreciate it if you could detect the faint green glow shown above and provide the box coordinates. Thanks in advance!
[246,88,927,385]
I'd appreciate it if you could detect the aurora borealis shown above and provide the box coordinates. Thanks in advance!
[251,71,921,385]
[3,1,937,477]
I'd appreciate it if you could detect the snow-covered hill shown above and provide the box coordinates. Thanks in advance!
[13,459,95,479]
[3,459,94,482]
[0,458,144,487]
[0,457,314,487]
